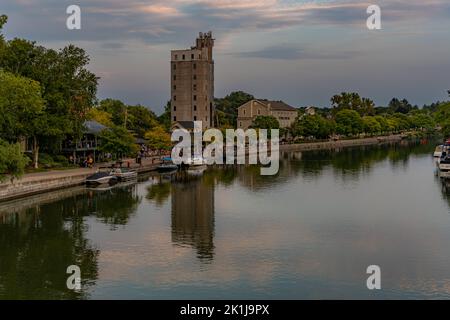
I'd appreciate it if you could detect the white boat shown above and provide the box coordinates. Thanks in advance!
[86,172,118,185]
[185,156,207,167]
[434,145,443,157]
[110,168,138,181]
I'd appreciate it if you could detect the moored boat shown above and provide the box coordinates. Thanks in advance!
[110,168,138,181]
[157,157,178,172]
[86,172,118,185]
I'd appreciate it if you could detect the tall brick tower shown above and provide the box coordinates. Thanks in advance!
[171,32,215,129]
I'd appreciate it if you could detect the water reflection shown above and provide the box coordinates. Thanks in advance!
[0,183,141,299]
[171,172,215,261]
[1,138,448,299]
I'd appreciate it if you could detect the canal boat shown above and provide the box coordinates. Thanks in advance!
[110,168,138,181]
[157,157,178,172]
[85,171,118,185]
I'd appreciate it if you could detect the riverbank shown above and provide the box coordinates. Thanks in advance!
[0,134,408,202]
[0,157,161,202]
[279,134,406,152]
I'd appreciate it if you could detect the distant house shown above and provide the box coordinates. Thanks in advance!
[61,120,107,163]
[305,106,316,116]
[236,100,298,130]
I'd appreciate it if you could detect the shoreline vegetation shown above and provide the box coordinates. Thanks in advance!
[1,14,450,183]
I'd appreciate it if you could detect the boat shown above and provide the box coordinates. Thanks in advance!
[86,171,118,185]
[185,156,207,167]
[434,145,443,157]
[110,168,138,181]
[157,157,178,172]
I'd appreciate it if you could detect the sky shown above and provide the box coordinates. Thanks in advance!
[1,0,450,115]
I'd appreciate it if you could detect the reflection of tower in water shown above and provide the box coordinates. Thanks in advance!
[171,172,215,261]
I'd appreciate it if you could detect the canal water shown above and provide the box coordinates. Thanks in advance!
[1,139,450,299]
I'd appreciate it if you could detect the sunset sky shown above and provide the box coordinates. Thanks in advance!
[1,0,450,114]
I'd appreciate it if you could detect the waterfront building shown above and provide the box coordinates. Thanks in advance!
[171,32,215,130]
[236,99,298,130]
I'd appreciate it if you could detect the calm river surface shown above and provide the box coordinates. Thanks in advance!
[1,139,450,299]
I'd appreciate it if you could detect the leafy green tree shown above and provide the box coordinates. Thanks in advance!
[250,115,280,138]
[335,110,363,136]
[157,101,172,131]
[388,98,414,114]
[0,39,98,150]
[127,105,158,138]
[98,99,128,127]
[410,113,435,131]
[144,126,172,150]
[0,139,30,181]
[251,116,280,130]
[98,126,138,159]
[331,92,375,116]
[362,116,381,135]
[0,14,7,48]
[87,108,114,127]
[215,91,254,127]
[0,71,46,168]
[292,114,335,139]
[374,116,389,133]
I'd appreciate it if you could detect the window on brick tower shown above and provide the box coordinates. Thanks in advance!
[173,64,176,70]
[191,54,194,59]
[173,75,176,80]
[193,75,197,80]
[174,54,178,60]
[182,54,185,60]
[173,95,176,101]
[193,95,197,101]
[194,105,197,111]
[193,84,197,91]
[173,85,176,90]
[193,63,196,69]
[173,106,176,111]
[173,116,176,121]
[194,116,197,121]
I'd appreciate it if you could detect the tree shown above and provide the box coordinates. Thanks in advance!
[87,108,114,127]
[0,139,30,181]
[292,114,334,139]
[127,105,158,138]
[251,116,280,130]
[335,110,363,136]
[158,101,172,131]
[0,40,98,151]
[144,126,172,151]
[388,98,413,114]
[410,112,435,131]
[0,71,46,168]
[98,126,138,159]
[0,14,7,45]
[331,92,375,116]
[362,116,382,135]
[215,91,254,127]
[374,116,389,133]
[98,99,128,127]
